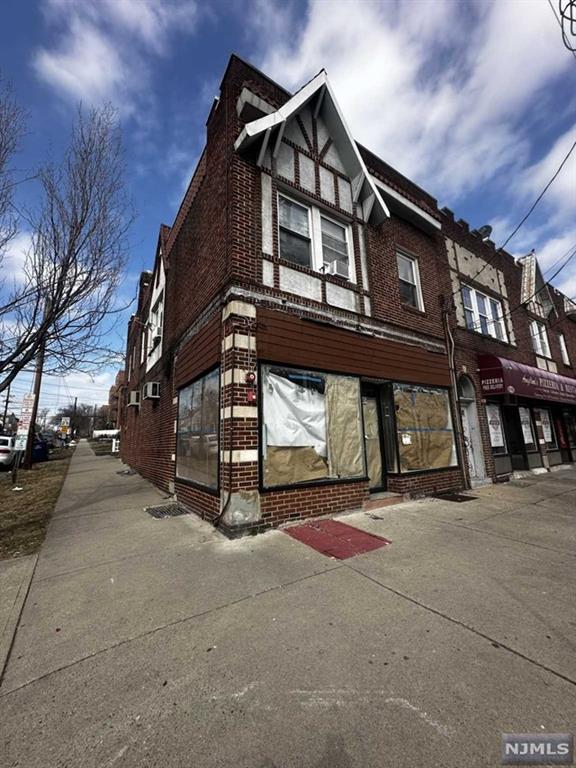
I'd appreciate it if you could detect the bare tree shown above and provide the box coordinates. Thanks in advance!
[0,76,25,258]
[37,406,50,430]
[0,104,132,393]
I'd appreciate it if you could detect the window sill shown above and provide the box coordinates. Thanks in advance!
[461,327,511,346]
[175,475,220,497]
[260,475,368,493]
[400,302,426,317]
[387,465,460,477]
[276,254,358,289]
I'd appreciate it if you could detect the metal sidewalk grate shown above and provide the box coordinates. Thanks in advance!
[431,492,477,503]
[145,503,189,519]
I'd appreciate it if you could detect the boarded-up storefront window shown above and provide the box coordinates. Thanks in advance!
[176,368,219,488]
[262,365,364,487]
[393,384,457,472]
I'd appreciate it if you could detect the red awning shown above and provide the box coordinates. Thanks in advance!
[478,354,576,405]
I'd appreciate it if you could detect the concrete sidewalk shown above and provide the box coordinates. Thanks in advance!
[1,443,575,767]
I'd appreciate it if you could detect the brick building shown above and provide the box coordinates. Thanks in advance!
[108,370,125,429]
[119,55,576,535]
[442,215,576,484]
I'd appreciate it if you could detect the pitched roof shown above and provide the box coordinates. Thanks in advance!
[234,70,390,225]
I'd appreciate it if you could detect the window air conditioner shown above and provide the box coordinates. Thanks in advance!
[128,390,140,407]
[326,260,349,279]
[142,381,160,400]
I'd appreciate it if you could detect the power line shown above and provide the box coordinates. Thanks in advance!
[548,0,576,57]
[448,134,576,297]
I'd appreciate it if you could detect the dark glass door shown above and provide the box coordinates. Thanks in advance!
[501,406,528,471]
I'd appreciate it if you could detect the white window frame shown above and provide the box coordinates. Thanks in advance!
[277,192,356,283]
[396,251,424,311]
[461,283,508,342]
[530,319,550,358]
[559,332,571,366]
[277,193,314,269]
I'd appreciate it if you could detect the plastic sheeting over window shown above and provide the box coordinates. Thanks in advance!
[393,384,457,472]
[262,366,364,487]
[176,368,219,489]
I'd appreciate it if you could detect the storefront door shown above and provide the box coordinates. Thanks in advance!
[502,406,528,471]
[460,405,477,478]
[361,388,386,491]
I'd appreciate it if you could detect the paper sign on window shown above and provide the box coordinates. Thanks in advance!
[486,404,504,448]
[518,407,534,445]
[539,409,553,444]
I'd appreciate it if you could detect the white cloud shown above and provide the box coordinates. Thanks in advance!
[2,231,32,281]
[245,0,575,296]
[250,0,572,201]
[515,126,576,228]
[32,0,199,115]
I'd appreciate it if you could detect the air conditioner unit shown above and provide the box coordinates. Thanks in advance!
[142,381,160,400]
[326,260,349,279]
[128,390,140,407]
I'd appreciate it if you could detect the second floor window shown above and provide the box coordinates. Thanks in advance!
[278,196,311,267]
[277,193,354,281]
[559,333,571,366]
[530,319,550,358]
[461,284,507,342]
[396,252,424,310]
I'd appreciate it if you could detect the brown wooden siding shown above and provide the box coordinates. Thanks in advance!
[174,315,221,389]
[257,309,450,387]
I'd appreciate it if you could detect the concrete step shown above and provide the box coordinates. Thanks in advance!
[363,492,405,512]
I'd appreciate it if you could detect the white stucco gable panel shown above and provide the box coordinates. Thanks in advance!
[234,71,390,226]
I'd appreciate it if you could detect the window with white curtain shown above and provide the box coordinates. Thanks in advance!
[530,320,550,358]
[460,284,507,341]
[559,333,571,366]
[278,196,312,268]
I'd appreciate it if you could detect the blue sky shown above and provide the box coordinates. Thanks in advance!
[1,0,575,417]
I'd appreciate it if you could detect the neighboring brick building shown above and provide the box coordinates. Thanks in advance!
[108,370,125,428]
[119,55,576,536]
[441,214,576,486]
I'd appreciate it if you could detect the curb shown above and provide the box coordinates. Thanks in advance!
[0,554,38,687]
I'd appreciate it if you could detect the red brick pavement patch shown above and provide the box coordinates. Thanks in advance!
[284,518,391,559]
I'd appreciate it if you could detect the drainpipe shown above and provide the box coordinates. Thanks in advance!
[441,298,470,490]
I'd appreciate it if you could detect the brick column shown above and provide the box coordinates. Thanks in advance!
[219,300,263,534]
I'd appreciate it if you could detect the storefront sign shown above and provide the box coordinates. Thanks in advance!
[486,404,504,447]
[518,407,534,445]
[478,355,576,405]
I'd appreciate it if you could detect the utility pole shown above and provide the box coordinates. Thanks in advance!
[1,383,11,433]
[92,403,97,436]
[22,343,45,469]
[71,396,77,440]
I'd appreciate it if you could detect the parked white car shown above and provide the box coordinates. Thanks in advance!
[0,435,15,469]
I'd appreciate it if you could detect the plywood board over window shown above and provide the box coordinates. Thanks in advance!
[393,384,457,472]
[261,365,365,488]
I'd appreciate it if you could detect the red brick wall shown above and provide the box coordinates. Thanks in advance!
[260,481,369,527]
